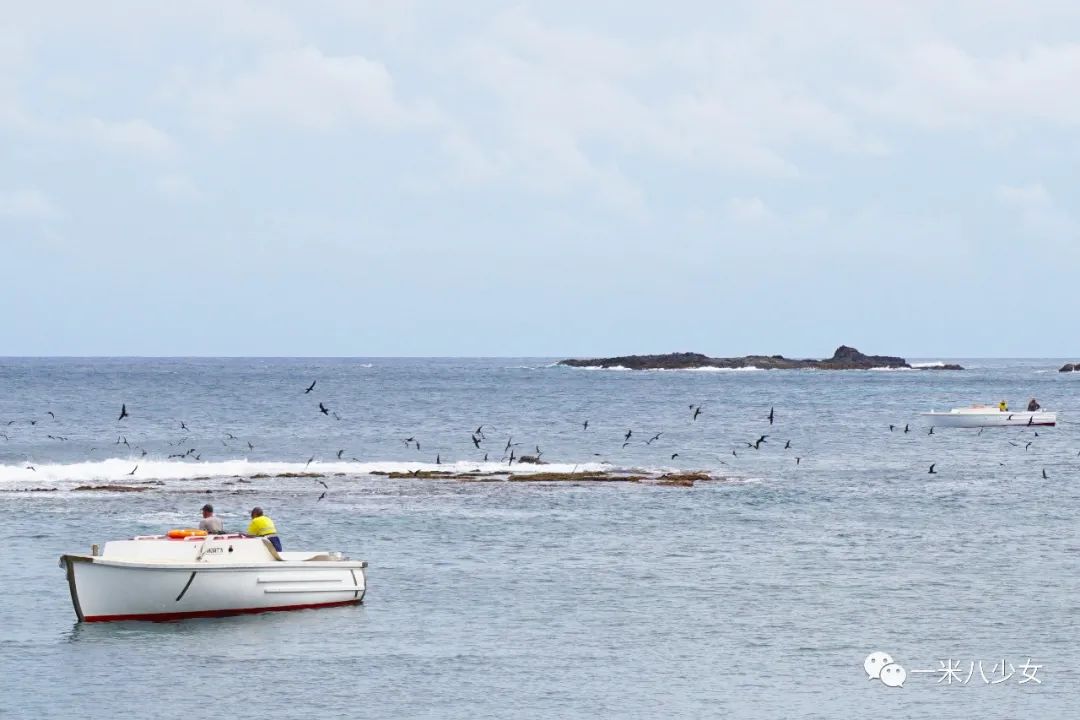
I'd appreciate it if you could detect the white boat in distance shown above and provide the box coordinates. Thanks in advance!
[60,533,367,622]
[921,406,1058,428]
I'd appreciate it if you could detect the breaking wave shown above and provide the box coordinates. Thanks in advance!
[0,458,618,488]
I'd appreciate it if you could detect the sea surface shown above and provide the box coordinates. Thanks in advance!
[1,357,1078,719]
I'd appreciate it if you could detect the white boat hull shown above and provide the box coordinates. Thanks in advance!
[60,536,366,622]
[921,410,1057,428]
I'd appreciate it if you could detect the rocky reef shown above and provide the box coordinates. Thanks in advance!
[1060,363,1080,372]
[559,345,963,371]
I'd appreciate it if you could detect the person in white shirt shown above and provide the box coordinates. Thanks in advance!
[199,503,224,533]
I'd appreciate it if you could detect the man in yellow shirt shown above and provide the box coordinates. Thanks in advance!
[246,507,282,551]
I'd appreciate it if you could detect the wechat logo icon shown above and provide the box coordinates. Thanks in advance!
[865,651,906,688]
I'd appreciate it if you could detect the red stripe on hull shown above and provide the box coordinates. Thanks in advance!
[83,598,361,623]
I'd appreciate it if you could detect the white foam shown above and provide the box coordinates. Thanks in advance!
[0,458,617,487]
[568,365,763,372]
[911,362,946,368]
[869,366,914,372]
[651,365,762,373]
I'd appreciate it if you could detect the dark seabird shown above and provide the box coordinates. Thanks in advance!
[319,403,329,415]
[928,464,937,474]
[305,380,316,394]
[671,453,679,460]
[127,465,138,476]
[767,407,774,425]
[118,404,129,421]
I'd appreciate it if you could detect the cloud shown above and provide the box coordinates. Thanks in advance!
[0,188,60,220]
[83,117,177,160]
[437,7,885,205]
[862,42,1080,128]
[181,46,422,132]
[155,174,202,202]
[997,183,1077,242]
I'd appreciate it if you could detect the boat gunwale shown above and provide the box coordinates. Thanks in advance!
[60,554,368,571]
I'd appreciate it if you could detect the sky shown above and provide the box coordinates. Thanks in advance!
[2,1,1079,357]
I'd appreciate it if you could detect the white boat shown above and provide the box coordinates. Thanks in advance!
[59,533,367,622]
[921,406,1058,428]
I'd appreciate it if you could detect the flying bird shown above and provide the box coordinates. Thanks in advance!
[305,456,314,467]
[928,464,937,474]
[118,404,129,421]
[767,407,775,425]
[693,407,702,421]
[247,441,254,450]
[318,403,329,415]
[305,380,316,394]
[671,453,679,460]
[795,457,801,465]
[647,432,662,444]
[180,421,188,431]
[928,427,934,435]
[317,492,326,502]
[127,465,138,476]
[904,424,910,433]
[47,411,55,419]
[1042,468,1049,479]
[624,429,632,442]
[318,480,329,489]
[472,435,481,449]
[583,420,589,431]
[889,424,895,432]
[784,440,791,449]
[336,449,344,459]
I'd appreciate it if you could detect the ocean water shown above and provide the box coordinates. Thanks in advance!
[1,357,1078,719]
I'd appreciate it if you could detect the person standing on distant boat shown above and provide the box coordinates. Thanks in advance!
[246,507,282,551]
[1028,398,1041,412]
[999,400,1008,412]
[199,503,224,534]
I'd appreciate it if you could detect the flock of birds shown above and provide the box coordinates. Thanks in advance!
[3,376,1072,495]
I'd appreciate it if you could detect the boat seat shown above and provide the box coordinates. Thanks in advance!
[262,538,285,561]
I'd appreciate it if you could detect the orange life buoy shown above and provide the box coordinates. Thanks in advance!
[167,528,208,539]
